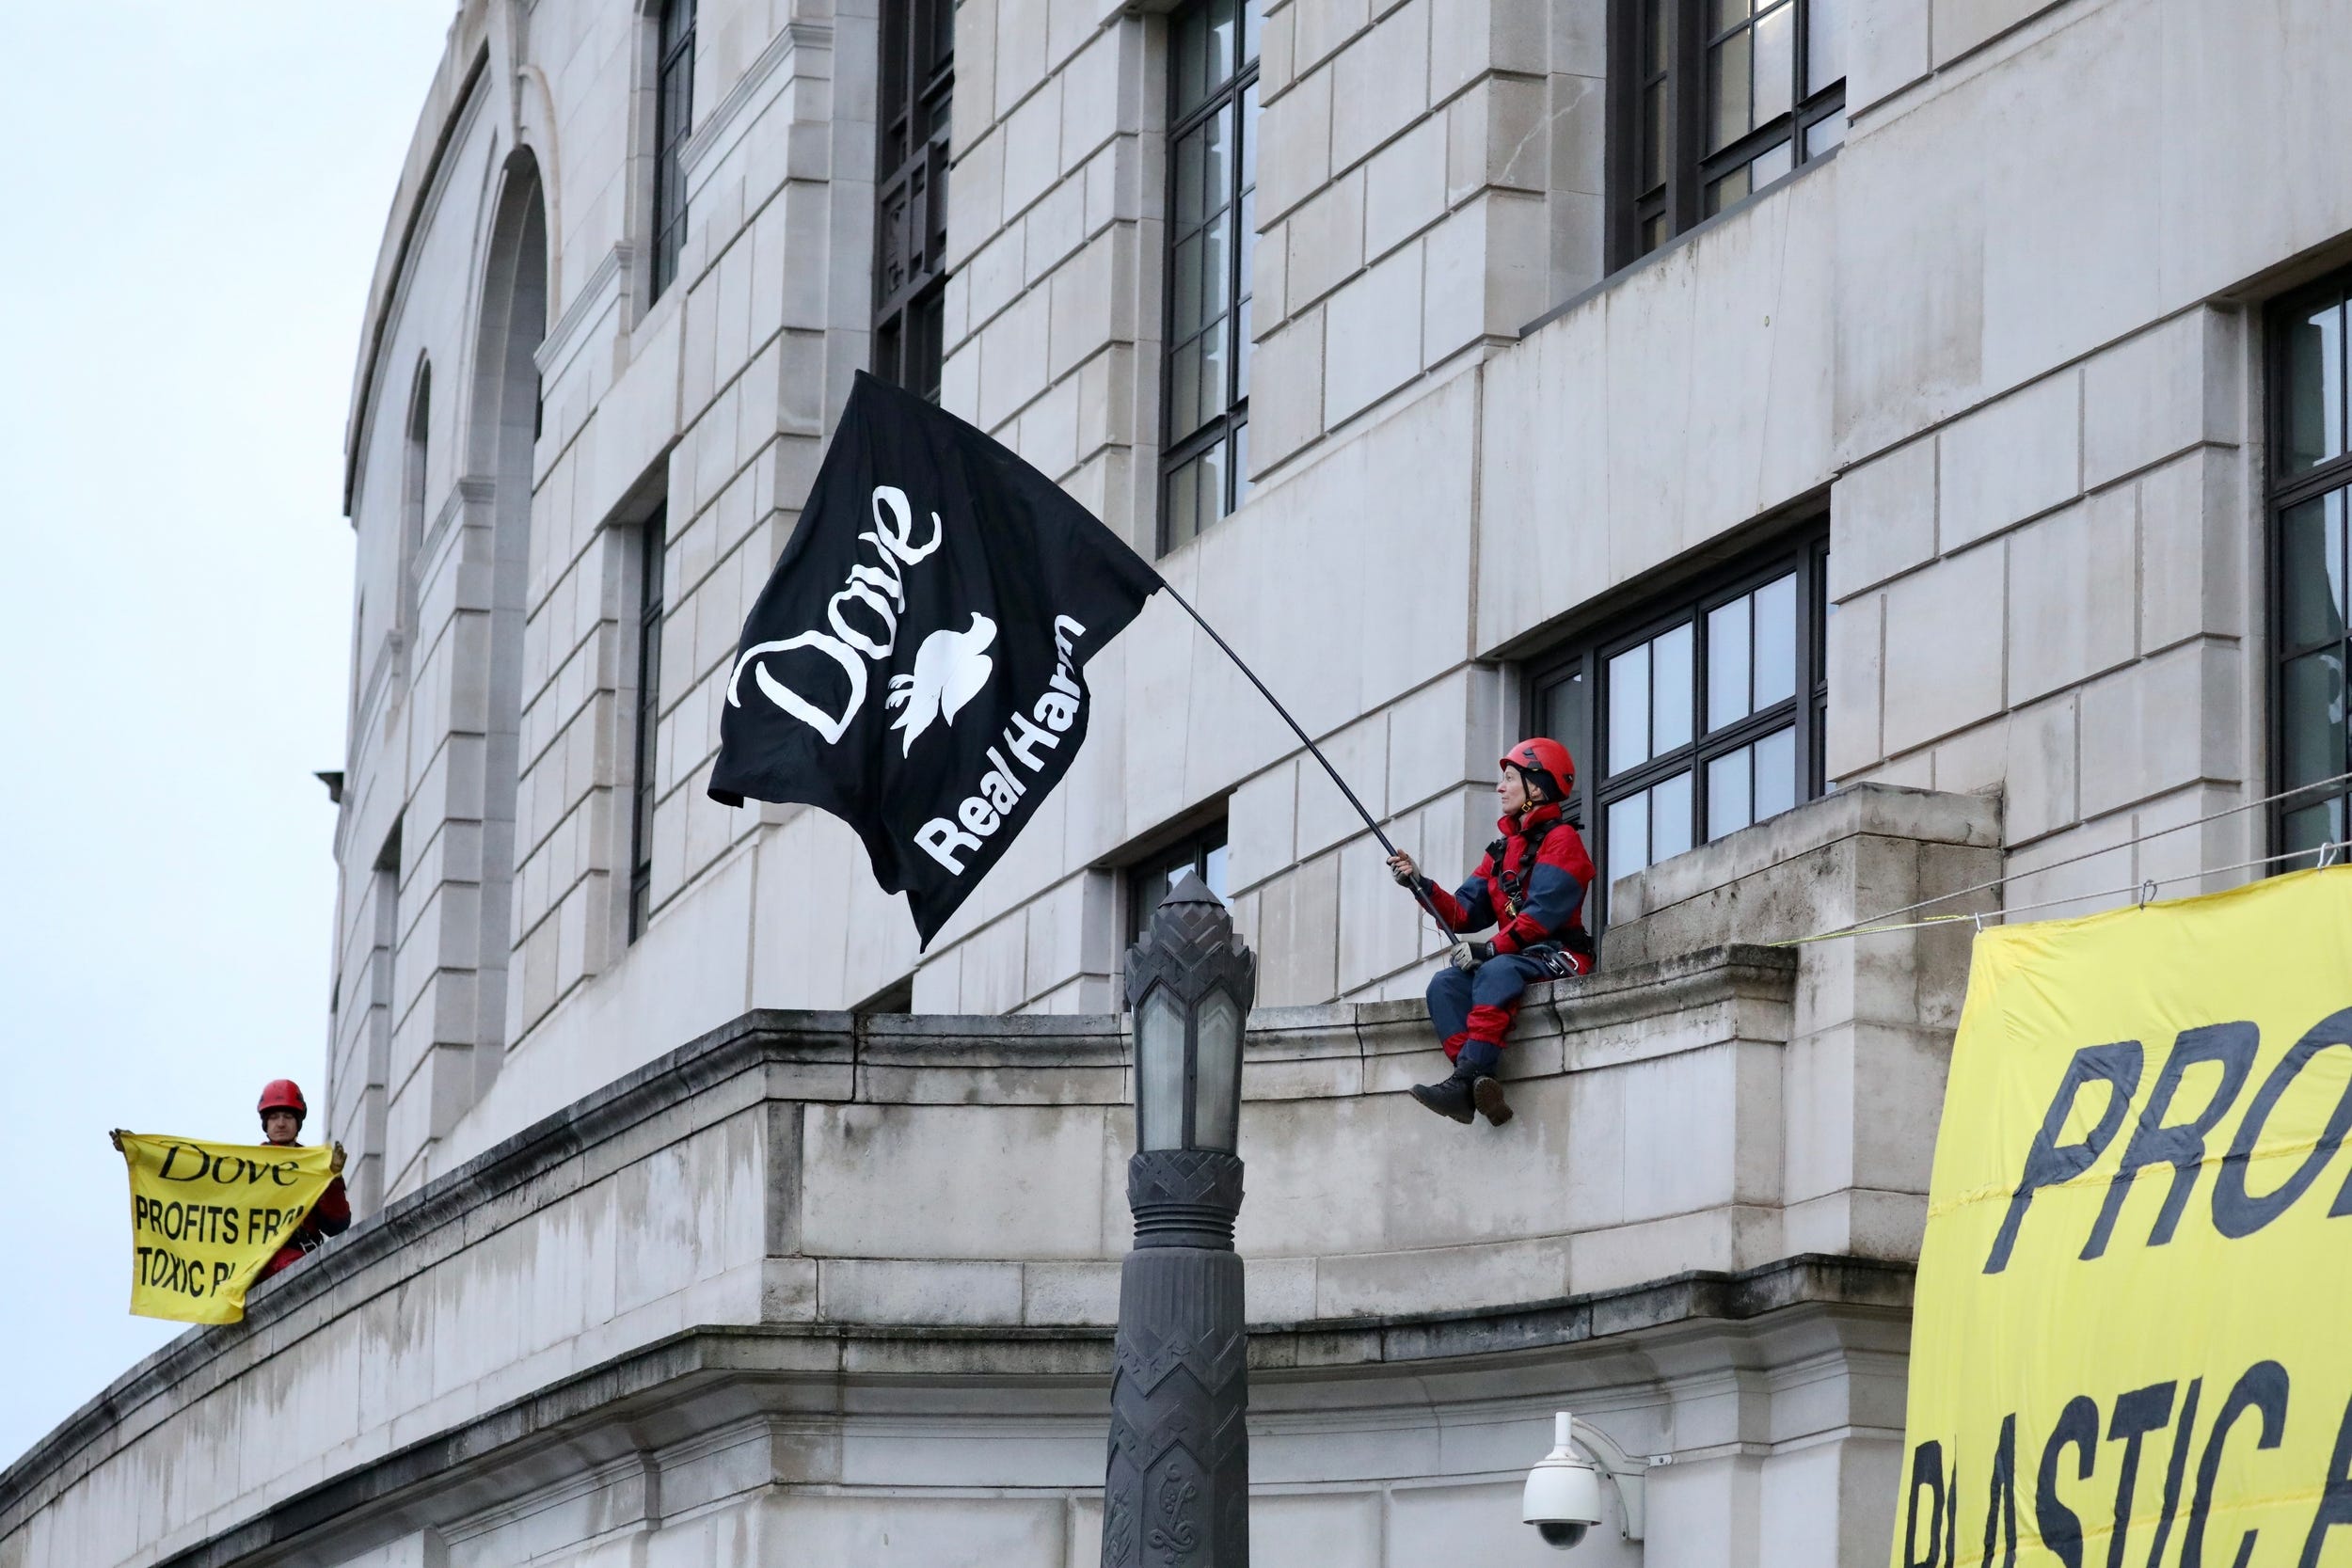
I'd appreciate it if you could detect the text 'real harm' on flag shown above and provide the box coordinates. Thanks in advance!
[708,372,1163,944]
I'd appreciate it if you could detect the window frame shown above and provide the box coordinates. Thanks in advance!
[873,0,954,401]
[1523,525,1830,930]
[1157,0,1261,557]
[651,0,697,304]
[1125,821,1232,943]
[2266,266,2352,867]
[628,510,667,943]
[1607,0,1846,271]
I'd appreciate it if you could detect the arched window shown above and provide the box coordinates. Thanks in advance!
[652,0,697,301]
[399,360,430,650]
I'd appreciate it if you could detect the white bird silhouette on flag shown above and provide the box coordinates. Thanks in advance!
[886,612,998,754]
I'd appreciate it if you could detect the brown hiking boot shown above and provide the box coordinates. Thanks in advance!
[1471,1075,1514,1127]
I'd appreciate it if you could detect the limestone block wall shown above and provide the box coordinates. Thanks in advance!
[1248,0,1608,478]
[1815,0,2352,916]
[328,0,2352,1220]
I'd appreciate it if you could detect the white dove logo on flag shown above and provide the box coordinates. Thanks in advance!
[886,612,997,754]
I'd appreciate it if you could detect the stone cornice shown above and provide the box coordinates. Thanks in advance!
[138,1253,1911,1568]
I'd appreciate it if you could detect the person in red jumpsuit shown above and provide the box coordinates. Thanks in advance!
[1386,738,1596,1128]
[254,1080,350,1278]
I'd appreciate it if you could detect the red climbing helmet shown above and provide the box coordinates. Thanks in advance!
[258,1080,309,1122]
[1501,737,1576,802]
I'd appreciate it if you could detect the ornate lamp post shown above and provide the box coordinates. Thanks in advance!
[1101,870,1258,1567]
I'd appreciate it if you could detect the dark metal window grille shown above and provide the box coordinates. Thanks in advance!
[2269,268,2352,866]
[628,511,667,942]
[1526,527,1829,929]
[874,0,953,401]
[1127,825,1231,942]
[1611,0,1845,267]
[651,0,696,303]
[1159,0,1260,555]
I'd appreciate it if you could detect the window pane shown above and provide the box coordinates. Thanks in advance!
[1173,232,1205,334]
[2281,492,2347,650]
[1202,840,1230,899]
[1171,337,1204,440]
[1542,668,1587,768]
[1708,595,1752,729]
[1609,643,1651,773]
[1706,163,1751,216]
[1755,572,1797,705]
[1167,455,1202,547]
[1642,83,1665,187]
[1708,747,1753,840]
[1712,0,1750,31]
[1176,123,1209,228]
[1754,2,1793,122]
[1754,724,1797,819]
[1750,137,1792,189]
[1200,209,1232,328]
[2282,651,2345,789]
[1653,622,1694,753]
[2284,799,2346,865]
[1709,27,1753,151]
[1241,0,1261,67]
[1609,791,1650,871]
[1196,325,1228,430]
[1641,210,1668,254]
[1174,4,1210,118]
[2283,296,2345,477]
[1231,422,1252,509]
[1196,438,1228,530]
[1804,107,1848,158]
[1652,771,1693,862]
[1808,0,1845,90]
[1210,0,1237,87]
[1645,0,1669,73]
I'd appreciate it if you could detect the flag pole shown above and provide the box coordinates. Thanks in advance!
[1157,584,1463,944]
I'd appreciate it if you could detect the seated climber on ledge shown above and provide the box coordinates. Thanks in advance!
[1385,738,1596,1129]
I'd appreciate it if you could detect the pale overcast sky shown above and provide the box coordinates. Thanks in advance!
[0,3,459,1466]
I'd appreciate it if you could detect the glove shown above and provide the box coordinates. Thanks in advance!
[1449,940,1496,973]
[1388,854,1420,888]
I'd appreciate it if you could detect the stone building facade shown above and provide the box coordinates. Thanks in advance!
[8,0,2352,1563]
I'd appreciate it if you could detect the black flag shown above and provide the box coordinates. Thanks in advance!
[708,372,1164,944]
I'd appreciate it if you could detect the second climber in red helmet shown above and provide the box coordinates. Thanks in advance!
[1385,737,1596,1127]
[254,1080,352,1279]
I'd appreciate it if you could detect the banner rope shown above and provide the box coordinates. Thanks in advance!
[1769,770,2352,947]
[1772,843,2352,946]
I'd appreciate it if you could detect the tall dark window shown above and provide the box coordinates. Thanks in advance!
[875,0,953,400]
[1128,823,1231,941]
[399,362,430,644]
[1160,0,1259,554]
[651,0,697,303]
[2272,270,2352,864]
[1527,530,1828,927]
[1612,0,1845,267]
[628,512,667,942]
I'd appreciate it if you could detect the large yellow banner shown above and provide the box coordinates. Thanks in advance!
[1895,868,2352,1567]
[119,1134,337,1323]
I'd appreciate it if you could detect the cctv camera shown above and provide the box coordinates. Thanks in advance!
[1523,1414,1605,1550]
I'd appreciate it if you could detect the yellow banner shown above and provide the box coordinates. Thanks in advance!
[119,1134,337,1323]
[1895,868,2352,1567]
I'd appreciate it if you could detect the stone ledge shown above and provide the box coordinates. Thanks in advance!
[134,1254,1912,1568]
[2,944,1801,1528]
